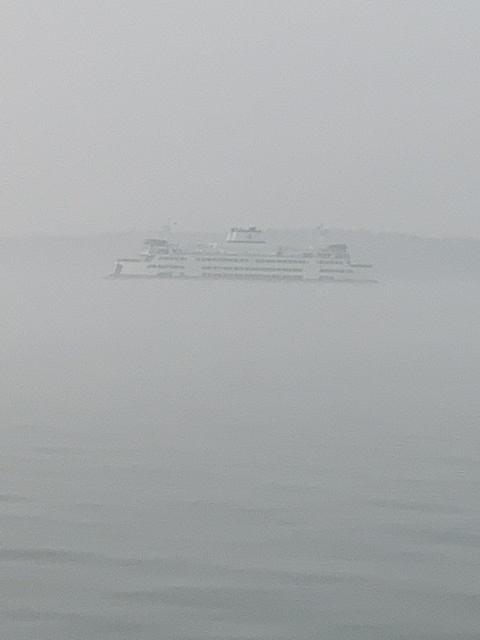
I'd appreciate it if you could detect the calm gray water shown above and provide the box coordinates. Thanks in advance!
[1,263,480,639]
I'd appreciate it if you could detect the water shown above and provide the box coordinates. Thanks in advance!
[1,259,480,639]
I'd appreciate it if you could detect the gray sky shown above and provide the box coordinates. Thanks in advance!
[2,1,480,237]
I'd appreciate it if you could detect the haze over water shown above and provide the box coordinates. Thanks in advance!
[1,250,480,639]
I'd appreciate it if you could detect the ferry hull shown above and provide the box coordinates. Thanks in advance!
[110,267,376,283]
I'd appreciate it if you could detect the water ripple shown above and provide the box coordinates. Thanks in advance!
[2,608,148,633]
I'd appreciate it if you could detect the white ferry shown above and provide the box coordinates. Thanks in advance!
[111,227,375,282]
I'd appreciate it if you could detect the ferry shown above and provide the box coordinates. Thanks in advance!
[111,227,375,282]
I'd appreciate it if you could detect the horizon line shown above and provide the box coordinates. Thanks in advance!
[0,227,479,243]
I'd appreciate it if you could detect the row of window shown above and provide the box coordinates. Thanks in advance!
[152,255,347,266]
[146,263,353,274]
[255,259,307,264]
[196,257,249,263]
[198,257,345,265]
[202,266,304,273]
[154,256,187,261]
[202,273,304,280]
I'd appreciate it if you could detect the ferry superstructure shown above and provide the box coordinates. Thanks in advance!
[111,228,375,282]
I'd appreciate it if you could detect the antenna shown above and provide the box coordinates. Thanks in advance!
[316,224,328,247]
[160,221,177,236]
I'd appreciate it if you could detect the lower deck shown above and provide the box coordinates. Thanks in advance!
[112,251,375,282]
